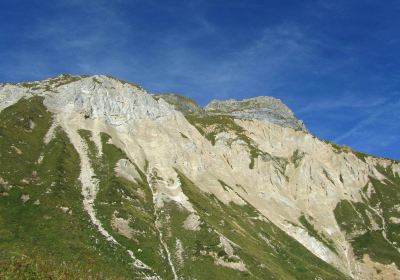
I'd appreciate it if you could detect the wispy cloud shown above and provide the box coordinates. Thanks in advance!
[297,94,389,114]
[1,0,399,159]
[333,97,400,143]
[0,0,324,99]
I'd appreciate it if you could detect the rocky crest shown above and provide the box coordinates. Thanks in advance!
[1,74,178,127]
[205,96,306,131]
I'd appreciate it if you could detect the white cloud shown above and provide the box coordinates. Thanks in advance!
[333,99,400,142]
[298,94,389,114]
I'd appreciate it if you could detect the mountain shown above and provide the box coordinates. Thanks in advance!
[0,74,399,280]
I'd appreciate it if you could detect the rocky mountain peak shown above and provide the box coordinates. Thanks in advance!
[44,75,178,126]
[205,96,306,131]
[0,74,178,127]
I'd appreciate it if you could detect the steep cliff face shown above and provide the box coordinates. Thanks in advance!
[0,75,399,279]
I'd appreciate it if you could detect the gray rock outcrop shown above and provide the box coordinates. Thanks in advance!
[43,75,176,126]
[205,96,306,131]
[0,75,178,126]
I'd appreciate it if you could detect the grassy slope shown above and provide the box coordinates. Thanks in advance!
[0,97,141,279]
[78,130,171,279]
[334,165,400,268]
[174,171,349,280]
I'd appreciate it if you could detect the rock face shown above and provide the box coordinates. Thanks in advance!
[1,74,177,127]
[205,96,306,131]
[43,75,177,127]
[0,74,399,280]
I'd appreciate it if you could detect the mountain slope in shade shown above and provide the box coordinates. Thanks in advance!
[0,75,399,280]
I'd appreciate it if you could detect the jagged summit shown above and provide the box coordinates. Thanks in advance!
[205,96,306,131]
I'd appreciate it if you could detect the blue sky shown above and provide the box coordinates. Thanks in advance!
[1,0,399,160]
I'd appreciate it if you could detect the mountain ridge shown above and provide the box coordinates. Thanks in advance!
[2,74,306,131]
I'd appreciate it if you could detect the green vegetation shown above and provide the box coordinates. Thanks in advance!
[186,114,244,146]
[175,170,349,280]
[321,139,391,163]
[180,132,188,139]
[78,130,171,278]
[369,165,400,223]
[334,165,400,267]
[0,254,128,280]
[156,199,251,279]
[352,231,400,266]
[218,179,234,192]
[154,93,203,115]
[298,215,337,253]
[334,200,369,234]
[46,74,82,87]
[105,75,143,90]
[186,114,288,170]
[18,74,82,92]
[0,97,143,279]
[291,149,304,168]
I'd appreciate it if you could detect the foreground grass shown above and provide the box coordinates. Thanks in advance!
[0,98,142,279]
